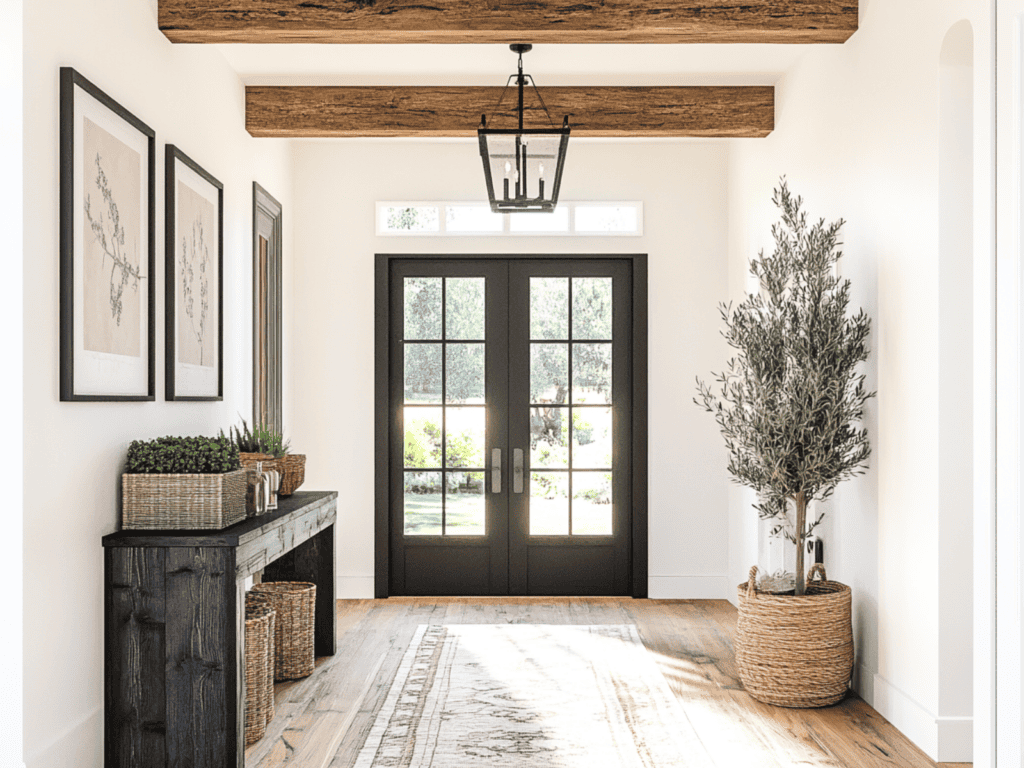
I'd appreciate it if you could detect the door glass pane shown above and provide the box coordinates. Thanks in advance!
[572,277,612,340]
[404,277,442,339]
[446,343,484,404]
[446,407,485,468]
[572,472,613,535]
[530,472,569,535]
[404,407,442,468]
[446,472,485,535]
[530,407,569,468]
[404,472,443,535]
[404,344,442,403]
[530,277,569,339]
[531,343,568,404]
[446,278,486,340]
[572,343,612,404]
[572,407,613,469]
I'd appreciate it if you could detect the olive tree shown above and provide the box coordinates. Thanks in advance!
[696,180,874,596]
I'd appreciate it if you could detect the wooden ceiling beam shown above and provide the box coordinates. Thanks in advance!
[161,1,857,45]
[245,86,774,138]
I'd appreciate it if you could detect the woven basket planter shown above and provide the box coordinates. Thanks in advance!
[735,564,853,708]
[244,597,271,745]
[277,454,306,496]
[121,469,247,530]
[245,591,276,736]
[239,453,306,497]
[251,581,316,681]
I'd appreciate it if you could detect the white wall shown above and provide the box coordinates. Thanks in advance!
[289,140,732,600]
[937,18,974,757]
[725,0,993,762]
[4,1,25,767]
[21,1,293,765]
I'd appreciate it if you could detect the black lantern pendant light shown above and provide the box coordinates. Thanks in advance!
[478,44,570,213]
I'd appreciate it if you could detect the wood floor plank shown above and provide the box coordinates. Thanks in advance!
[247,598,955,768]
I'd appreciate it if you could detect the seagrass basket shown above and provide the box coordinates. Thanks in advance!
[121,469,246,530]
[245,591,276,731]
[735,564,853,708]
[244,597,271,745]
[251,581,316,681]
[238,453,306,497]
[276,454,306,496]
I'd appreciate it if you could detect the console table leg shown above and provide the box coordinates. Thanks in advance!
[235,580,246,767]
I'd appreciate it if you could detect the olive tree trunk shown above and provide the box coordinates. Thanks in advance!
[794,490,807,596]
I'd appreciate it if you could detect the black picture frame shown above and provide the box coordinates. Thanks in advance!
[59,67,156,401]
[165,145,224,401]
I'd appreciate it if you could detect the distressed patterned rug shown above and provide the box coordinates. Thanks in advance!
[353,624,713,767]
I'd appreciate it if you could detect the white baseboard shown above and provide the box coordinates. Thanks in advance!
[23,705,100,768]
[936,716,973,763]
[871,673,973,762]
[852,663,875,707]
[873,673,938,759]
[647,576,730,599]
[336,576,375,599]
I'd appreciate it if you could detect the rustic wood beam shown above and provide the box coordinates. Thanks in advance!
[245,86,774,138]
[160,1,857,45]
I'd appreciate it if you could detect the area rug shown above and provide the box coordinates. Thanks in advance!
[353,624,713,767]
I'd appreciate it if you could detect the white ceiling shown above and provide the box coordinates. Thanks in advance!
[216,43,806,86]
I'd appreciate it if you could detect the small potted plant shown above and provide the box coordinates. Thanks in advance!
[224,419,306,497]
[696,180,874,708]
[122,435,246,529]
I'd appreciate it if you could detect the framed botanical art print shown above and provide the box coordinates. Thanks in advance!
[165,146,223,401]
[59,67,155,401]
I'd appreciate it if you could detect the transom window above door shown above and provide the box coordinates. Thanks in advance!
[377,201,644,236]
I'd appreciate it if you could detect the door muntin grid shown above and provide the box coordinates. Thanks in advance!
[403,276,487,536]
[528,276,614,536]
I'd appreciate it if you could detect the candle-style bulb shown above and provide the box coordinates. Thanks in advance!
[539,162,545,180]
[504,161,511,177]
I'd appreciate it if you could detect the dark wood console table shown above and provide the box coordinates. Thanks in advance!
[103,491,338,768]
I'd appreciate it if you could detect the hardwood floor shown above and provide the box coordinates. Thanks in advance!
[245,598,969,768]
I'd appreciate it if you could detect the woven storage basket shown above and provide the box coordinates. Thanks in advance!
[251,581,316,681]
[239,452,282,474]
[244,598,271,745]
[276,454,306,496]
[245,591,276,729]
[121,469,246,530]
[735,564,853,708]
[238,453,306,497]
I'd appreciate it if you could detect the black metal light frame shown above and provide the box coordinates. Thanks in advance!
[478,44,570,213]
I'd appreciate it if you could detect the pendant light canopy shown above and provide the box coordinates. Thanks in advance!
[478,44,570,213]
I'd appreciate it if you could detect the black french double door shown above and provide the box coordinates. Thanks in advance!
[388,257,633,596]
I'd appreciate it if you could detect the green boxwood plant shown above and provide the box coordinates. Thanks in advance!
[125,436,241,475]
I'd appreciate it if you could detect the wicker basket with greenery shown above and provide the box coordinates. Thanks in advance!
[224,419,306,497]
[696,180,874,707]
[122,436,245,530]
